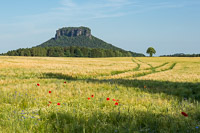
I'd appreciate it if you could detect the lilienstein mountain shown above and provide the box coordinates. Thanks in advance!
[38,27,120,50]
[4,27,145,57]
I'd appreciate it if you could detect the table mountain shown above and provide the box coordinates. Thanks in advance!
[37,26,122,50]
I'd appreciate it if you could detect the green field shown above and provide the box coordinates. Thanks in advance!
[0,56,200,133]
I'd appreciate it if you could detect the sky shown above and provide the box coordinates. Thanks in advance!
[0,0,200,56]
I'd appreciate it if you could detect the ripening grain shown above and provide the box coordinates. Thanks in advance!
[0,56,200,133]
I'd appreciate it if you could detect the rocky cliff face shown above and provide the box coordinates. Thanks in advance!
[55,27,92,39]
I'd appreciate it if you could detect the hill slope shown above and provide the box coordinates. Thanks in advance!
[38,35,122,50]
[37,26,122,50]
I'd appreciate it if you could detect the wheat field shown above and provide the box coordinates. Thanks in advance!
[0,56,200,133]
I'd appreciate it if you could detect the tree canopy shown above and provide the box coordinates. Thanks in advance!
[146,47,156,57]
[3,46,145,57]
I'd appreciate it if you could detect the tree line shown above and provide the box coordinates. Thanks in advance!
[3,46,145,57]
[160,54,200,57]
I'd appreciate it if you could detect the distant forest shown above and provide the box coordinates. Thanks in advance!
[3,46,145,57]
[160,53,200,57]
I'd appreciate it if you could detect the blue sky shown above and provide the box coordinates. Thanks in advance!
[0,0,200,56]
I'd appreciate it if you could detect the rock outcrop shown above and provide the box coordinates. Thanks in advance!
[55,27,92,39]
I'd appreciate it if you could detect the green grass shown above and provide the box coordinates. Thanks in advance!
[0,56,200,133]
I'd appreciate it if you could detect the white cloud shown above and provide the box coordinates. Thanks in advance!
[55,0,138,19]
[61,0,76,7]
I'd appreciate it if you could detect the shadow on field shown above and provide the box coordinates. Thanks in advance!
[42,72,200,101]
[45,110,197,133]
[41,72,77,80]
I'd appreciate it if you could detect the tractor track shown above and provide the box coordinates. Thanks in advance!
[95,58,173,79]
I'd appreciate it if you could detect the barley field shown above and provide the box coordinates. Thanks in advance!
[0,56,200,133]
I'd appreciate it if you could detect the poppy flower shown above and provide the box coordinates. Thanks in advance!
[49,101,52,104]
[37,84,40,86]
[181,112,188,117]
[49,91,51,93]
[88,98,91,100]
[91,95,94,98]
[144,86,146,88]
[117,100,119,101]
[48,104,50,106]
[64,81,66,84]
[115,102,119,105]
[107,98,110,101]
[113,99,116,101]
[57,103,61,105]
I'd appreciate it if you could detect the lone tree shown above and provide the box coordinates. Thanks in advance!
[146,47,156,57]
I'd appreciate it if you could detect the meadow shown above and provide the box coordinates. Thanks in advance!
[0,56,200,133]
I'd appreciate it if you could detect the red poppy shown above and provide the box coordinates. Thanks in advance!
[88,98,91,100]
[57,103,61,105]
[91,95,94,98]
[49,91,51,93]
[117,100,119,101]
[107,98,110,101]
[64,81,66,84]
[113,99,116,101]
[144,86,146,88]
[48,104,50,106]
[115,102,119,105]
[181,112,188,117]
[49,101,52,104]
[37,84,40,86]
